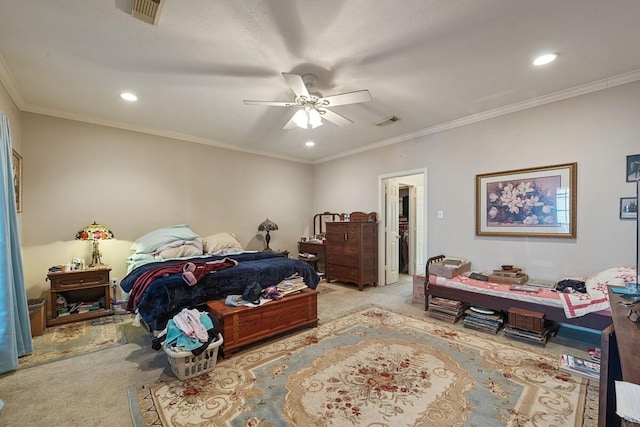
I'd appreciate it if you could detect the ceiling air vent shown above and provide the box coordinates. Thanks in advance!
[131,0,165,25]
[375,116,400,126]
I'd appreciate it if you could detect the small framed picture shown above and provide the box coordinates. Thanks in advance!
[620,197,638,220]
[626,154,640,182]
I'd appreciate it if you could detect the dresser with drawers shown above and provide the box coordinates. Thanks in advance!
[325,221,377,291]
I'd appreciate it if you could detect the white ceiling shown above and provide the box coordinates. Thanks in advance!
[1,0,639,163]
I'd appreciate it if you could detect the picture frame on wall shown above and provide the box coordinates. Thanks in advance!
[620,197,638,220]
[627,154,640,183]
[476,162,577,238]
[12,149,22,213]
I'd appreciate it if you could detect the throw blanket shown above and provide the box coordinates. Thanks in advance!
[126,258,238,312]
[558,266,636,318]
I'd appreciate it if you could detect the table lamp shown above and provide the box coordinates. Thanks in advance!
[75,221,114,267]
[258,218,278,252]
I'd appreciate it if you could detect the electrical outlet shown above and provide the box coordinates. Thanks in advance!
[111,278,118,286]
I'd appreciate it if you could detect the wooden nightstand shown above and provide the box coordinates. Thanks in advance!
[46,267,113,326]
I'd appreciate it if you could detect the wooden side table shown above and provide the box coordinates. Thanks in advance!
[46,267,113,326]
[298,241,326,272]
[599,290,640,427]
[298,253,319,271]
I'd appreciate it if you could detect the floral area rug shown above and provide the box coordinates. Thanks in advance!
[129,305,595,426]
[18,315,126,369]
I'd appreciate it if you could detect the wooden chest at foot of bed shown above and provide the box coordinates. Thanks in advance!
[205,288,318,358]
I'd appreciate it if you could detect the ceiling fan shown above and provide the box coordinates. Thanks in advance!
[243,73,372,129]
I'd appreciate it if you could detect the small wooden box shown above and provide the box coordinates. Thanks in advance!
[429,259,471,278]
[508,307,544,333]
[489,274,529,285]
[205,288,318,358]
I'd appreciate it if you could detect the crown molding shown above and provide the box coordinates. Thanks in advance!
[314,69,640,164]
[0,55,24,109]
[23,105,313,164]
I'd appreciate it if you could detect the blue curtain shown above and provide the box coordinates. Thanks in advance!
[0,112,32,374]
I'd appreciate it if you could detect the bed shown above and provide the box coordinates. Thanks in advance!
[423,255,622,331]
[121,251,320,329]
[119,225,320,330]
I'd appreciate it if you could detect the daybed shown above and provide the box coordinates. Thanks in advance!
[423,255,628,331]
[120,225,320,330]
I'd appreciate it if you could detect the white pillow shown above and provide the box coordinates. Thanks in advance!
[155,237,203,254]
[203,232,243,254]
[130,224,200,254]
[125,253,155,274]
[155,244,203,260]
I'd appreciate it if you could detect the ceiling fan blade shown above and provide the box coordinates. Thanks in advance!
[282,73,310,99]
[320,90,372,107]
[243,100,298,107]
[321,109,353,128]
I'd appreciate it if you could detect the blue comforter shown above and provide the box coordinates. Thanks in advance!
[120,252,320,328]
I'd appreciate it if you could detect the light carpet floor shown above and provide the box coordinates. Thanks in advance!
[129,304,597,426]
[0,276,598,426]
[17,316,126,369]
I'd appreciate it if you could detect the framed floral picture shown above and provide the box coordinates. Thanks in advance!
[620,197,637,220]
[476,163,577,238]
[12,149,22,213]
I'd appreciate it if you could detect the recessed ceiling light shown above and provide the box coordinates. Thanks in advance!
[533,53,558,66]
[120,92,138,101]
[305,141,315,147]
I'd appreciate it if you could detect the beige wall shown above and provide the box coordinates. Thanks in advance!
[19,113,314,299]
[313,81,640,281]
[6,79,640,299]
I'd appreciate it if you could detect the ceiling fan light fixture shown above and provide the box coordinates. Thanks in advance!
[308,109,323,128]
[293,109,309,129]
[244,72,371,130]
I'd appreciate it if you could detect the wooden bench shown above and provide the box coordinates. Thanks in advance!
[423,255,612,331]
[205,288,318,358]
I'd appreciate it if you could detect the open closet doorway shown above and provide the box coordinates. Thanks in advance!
[378,169,427,285]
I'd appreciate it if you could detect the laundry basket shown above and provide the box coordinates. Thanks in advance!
[163,334,224,380]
